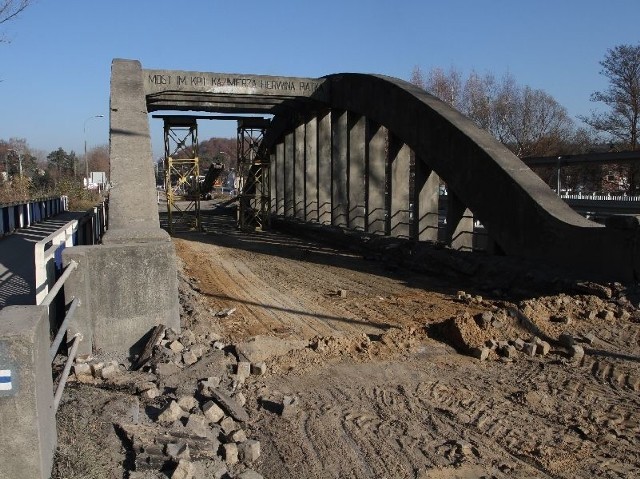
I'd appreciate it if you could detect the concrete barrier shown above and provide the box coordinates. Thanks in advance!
[0,305,56,479]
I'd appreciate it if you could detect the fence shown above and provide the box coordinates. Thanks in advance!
[0,196,68,237]
[0,199,108,478]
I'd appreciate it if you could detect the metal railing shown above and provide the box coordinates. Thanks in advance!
[0,196,68,237]
[34,200,108,412]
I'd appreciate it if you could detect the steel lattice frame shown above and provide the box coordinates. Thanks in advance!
[163,117,200,234]
[237,118,271,230]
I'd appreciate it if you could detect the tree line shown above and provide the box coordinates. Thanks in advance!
[410,43,640,193]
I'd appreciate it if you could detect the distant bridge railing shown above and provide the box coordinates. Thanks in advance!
[560,193,640,202]
[0,196,68,237]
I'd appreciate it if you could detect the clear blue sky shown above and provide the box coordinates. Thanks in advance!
[1,0,638,160]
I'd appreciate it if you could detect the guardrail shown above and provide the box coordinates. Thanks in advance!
[0,195,68,237]
[561,193,640,201]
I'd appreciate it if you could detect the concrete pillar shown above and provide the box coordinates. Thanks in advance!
[0,305,56,479]
[318,111,332,225]
[446,191,474,251]
[414,157,440,241]
[294,123,306,220]
[62,59,180,361]
[331,110,348,227]
[275,141,285,215]
[305,116,318,222]
[390,139,411,238]
[348,114,366,231]
[284,131,295,218]
[366,123,387,235]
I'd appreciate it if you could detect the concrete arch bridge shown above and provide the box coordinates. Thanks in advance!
[63,59,640,360]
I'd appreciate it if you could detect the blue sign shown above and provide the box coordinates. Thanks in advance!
[0,369,12,391]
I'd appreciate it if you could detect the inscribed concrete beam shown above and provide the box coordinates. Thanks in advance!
[294,123,306,220]
[0,305,55,479]
[390,140,411,239]
[332,110,348,227]
[318,111,332,225]
[348,114,366,231]
[446,191,474,251]
[305,116,319,222]
[367,123,388,235]
[284,131,295,218]
[414,158,439,241]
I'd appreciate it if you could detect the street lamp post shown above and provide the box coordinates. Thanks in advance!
[84,114,104,186]
[7,148,22,178]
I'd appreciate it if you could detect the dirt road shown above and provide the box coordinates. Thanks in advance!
[54,208,640,478]
[172,210,640,478]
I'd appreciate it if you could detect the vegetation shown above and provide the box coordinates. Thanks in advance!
[0,139,106,210]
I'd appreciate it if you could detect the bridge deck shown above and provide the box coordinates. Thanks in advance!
[0,211,87,308]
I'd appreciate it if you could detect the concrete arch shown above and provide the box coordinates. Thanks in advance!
[264,73,639,280]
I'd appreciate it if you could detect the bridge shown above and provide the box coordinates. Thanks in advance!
[2,58,640,478]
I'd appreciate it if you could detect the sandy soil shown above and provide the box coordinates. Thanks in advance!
[54,207,640,478]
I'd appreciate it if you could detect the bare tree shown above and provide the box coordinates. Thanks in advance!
[581,44,640,150]
[411,67,573,158]
[0,0,30,42]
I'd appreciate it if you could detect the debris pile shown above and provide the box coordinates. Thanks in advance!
[71,326,269,479]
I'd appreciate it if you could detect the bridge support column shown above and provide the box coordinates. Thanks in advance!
[414,158,440,241]
[294,123,305,220]
[390,139,411,238]
[269,150,277,214]
[284,131,295,218]
[446,191,474,251]
[318,111,332,225]
[0,305,56,479]
[275,141,285,216]
[367,123,387,235]
[332,110,348,227]
[305,116,318,222]
[348,114,366,230]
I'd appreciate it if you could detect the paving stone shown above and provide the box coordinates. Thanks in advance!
[212,341,225,350]
[182,350,198,366]
[219,416,238,434]
[101,362,120,379]
[136,381,157,393]
[598,310,615,321]
[234,392,247,407]
[501,344,517,359]
[513,338,525,351]
[485,339,498,350]
[198,377,221,395]
[185,415,210,438]
[158,401,185,423]
[190,344,206,358]
[223,443,238,465]
[476,312,493,329]
[209,388,250,422]
[470,347,490,361]
[74,363,92,377]
[180,330,196,346]
[166,442,191,461]
[202,401,225,423]
[172,459,195,479]
[522,342,536,357]
[177,396,198,412]
[90,362,105,377]
[571,345,585,362]
[169,340,185,353]
[227,428,247,443]
[583,332,596,345]
[338,289,347,298]
[251,362,267,375]
[142,387,161,400]
[536,340,551,356]
[236,361,251,379]
[239,439,261,463]
[281,395,299,417]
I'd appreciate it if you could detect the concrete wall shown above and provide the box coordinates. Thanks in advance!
[0,306,56,479]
